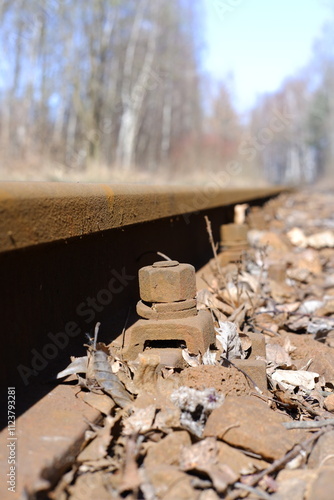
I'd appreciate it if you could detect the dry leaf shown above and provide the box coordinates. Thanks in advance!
[180,438,237,494]
[119,435,141,493]
[202,349,217,365]
[254,313,279,335]
[182,348,201,367]
[271,369,319,391]
[133,353,160,394]
[56,356,88,379]
[297,300,324,315]
[266,344,292,368]
[123,405,156,435]
[77,416,115,462]
[215,321,245,360]
[197,288,234,317]
[83,392,115,415]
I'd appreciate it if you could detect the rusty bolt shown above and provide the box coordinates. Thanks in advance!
[268,264,286,283]
[137,298,197,320]
[247,208,267,230]
[234,203,249,224]
[220,223,248,246]
[139,260,197,303]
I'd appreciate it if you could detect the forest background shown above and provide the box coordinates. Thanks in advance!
[0,0,333,185]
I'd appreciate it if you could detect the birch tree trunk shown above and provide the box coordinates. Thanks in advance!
[161,87,172,163]
[116,0,156,170]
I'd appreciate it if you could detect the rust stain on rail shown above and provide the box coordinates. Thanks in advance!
[101,184,115,211]
[0,182,288,252]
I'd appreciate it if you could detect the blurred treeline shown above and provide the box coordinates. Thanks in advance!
[248,11,334,185]
[0,0,333,184]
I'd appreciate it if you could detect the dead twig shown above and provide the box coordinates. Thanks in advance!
[204,215,229,295]
[235,263,242,307]
[121,306,131,352]
[234,482,272,500]
[251,246,267,311]
[156,251,172,261]
[251,391,292,409]
[228,302,246,324]
[247,319,280,337]
[319,454,334,467]
[204,215,220,266]
[118,434,142,493]
[220,423,240,439]
[246,429,326,487]
[93,321,100,350]
[245,289,256,318]
[253,309,334,323]
[272,388,323,419]
[223,358,263,395]
[199,273,219,294]
[283,419,334,429]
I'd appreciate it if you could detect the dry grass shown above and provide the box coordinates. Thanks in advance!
[0,159,268,186]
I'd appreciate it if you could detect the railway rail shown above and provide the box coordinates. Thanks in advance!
[0,181,288,498]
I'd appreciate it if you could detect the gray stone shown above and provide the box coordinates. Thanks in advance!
[308,430,334,468]
[204,395,305,461]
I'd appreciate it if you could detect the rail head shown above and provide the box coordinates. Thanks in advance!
[0,182,287,252]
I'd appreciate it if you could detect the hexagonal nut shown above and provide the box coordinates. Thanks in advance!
[139,262,197,302]
[220,223,248,243]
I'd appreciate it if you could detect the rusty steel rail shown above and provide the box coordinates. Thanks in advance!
[0,182,285,252]
[0,182,289,499]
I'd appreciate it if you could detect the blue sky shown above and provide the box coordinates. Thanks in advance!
[203,0,330,111]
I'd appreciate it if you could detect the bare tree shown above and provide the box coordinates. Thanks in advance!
[0,0,205,178]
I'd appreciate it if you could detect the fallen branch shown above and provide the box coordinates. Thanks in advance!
[204,215,229,294]
[246,429,326,487]
[234,482,272,500]
[283,419,334,429]
[223,358,263,395]
[204,215,220,267]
